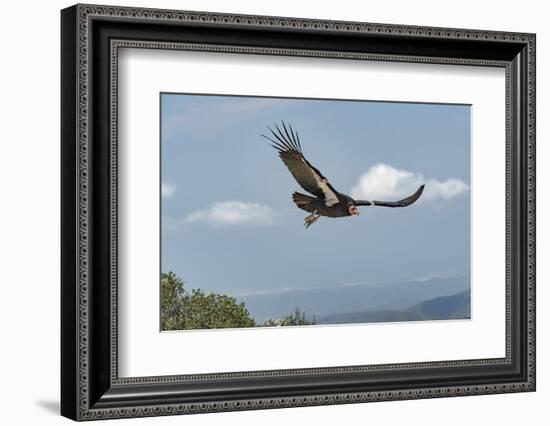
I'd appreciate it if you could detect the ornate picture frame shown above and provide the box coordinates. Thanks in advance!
[61,4,535,421]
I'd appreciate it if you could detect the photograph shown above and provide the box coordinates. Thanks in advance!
[160,93,472,331]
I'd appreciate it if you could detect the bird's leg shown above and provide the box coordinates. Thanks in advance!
[304,210,321,229]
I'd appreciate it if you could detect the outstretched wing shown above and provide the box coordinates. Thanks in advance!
[355,184,425,208]
[263,122,340,206]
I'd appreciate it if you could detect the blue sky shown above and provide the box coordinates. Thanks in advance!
[161,93,470,297]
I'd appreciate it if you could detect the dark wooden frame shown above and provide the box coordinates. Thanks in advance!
[61,3,536,421]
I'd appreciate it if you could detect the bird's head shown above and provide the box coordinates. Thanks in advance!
[348,204,360,216]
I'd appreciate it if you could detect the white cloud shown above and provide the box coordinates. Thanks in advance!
[408,273,461,283]
[350,163,468,202]
[161,182,176,198]
[184,201,275,227]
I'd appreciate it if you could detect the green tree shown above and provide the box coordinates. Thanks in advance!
[262,307,317,327]
[160,272,256,330]
[160,272,186,330]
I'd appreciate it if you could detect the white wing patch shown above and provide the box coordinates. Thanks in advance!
[299,156,340,206]
[315,175,340,206]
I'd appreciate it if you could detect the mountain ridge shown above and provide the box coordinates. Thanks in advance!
[319,289,471,324]
[236,275,470,323]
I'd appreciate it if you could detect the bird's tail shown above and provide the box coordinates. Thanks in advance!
[292,192,317,213]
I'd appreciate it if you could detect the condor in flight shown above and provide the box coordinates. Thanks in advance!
[263,122,425,228]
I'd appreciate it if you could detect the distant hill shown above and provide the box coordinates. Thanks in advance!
[319,309,423,324]
[319,289,471,324]
[409,289,470,320]
[237,276,469,323]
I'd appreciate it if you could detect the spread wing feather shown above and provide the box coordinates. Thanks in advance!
[354,184,425,208]
[263,122,340,206]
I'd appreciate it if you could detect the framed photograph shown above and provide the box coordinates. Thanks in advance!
[61,4,536,421]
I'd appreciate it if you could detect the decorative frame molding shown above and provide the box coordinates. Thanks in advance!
[61,4,535,421]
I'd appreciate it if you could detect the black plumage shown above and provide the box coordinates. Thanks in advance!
[263,122,425,228]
